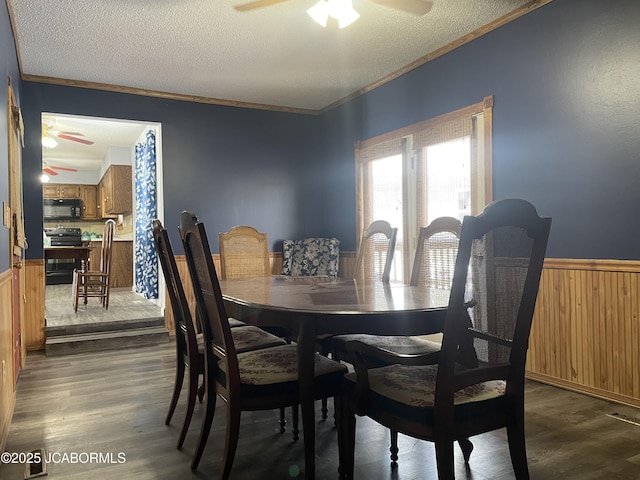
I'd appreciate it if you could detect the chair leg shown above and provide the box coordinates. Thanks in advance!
[72,272,79,313]
[389,429,399,466]
[458,438,474,464]
[191,379,217,470]
[336,393,355,480]
[165,358,185,425]
[321,397,328,420]
[292,404,299,441]
[279,407,287,434]
[434,440,455,480]
[177,365,199,449]
[507,420,530,479]
[104,284,111,310]
[221,402,242,480]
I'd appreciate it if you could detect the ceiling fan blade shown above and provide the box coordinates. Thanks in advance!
[365,0,433,15]
[57,131,84,136]
[234,0,291,12]
[51,166,78,172]
[43,168,58,176]
[57,133,95,145]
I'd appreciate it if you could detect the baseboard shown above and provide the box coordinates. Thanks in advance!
[526,371,640,409]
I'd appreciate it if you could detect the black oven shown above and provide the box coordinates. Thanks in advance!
[43,199,82,221]
[45,227,83,285]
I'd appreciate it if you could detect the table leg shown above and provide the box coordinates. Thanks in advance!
[297,318,316,479]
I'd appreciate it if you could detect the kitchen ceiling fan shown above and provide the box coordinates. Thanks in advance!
[42,118,95,147]
[42,164,78,176]
[235,0,433,28]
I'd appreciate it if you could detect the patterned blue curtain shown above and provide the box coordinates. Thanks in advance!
[134,130,158,299]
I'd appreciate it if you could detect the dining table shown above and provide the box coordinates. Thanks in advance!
[219,275,450,479]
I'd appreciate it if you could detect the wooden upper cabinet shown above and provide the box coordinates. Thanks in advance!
[99,165,132,216]
[79,185,99,220]
[43,184,81,199]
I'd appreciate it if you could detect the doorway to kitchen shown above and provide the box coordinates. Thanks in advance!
[42,113,168,353]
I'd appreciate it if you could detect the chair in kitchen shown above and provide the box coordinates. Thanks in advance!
[179,211,348,475]
[281,237,340,277]
[219,225,271,279]
[72,219,115,312]
[337,199,552,479]
[152,220,289,450]
[352,220,397,283]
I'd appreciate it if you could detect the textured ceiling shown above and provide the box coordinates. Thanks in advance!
[9,0,538,112]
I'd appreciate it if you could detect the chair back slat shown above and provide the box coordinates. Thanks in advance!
[180,211,240,397]
[100,219,116,274]
[353,220,397,283]
[152,220,199,366]
[410,216,462,307]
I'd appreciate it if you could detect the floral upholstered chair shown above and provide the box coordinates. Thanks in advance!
[281,237,340,277]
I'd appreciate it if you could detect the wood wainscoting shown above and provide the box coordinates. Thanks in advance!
[527,258,640,408]
[0,269,16,451]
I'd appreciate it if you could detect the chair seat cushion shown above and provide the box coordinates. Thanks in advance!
[231,326,286,353]
[228,317,247,328]
[332,334,442,355]
[227,344,347,386]
[345,364,506,423]
[197,326,285,354]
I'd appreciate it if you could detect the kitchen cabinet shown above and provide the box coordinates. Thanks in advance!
[79,185,99,220]
[99,165,132,217]
[43,183,81,199]
[89,239,133,288]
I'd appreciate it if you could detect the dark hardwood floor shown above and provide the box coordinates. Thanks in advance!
[2,341,640,479]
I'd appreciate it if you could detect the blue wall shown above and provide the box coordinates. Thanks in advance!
[0,0,22,272]
[323,0,640,259]
[20,85,336,258]
[15,0,640,261]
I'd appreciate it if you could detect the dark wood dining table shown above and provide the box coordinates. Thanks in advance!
[219,275,450,479]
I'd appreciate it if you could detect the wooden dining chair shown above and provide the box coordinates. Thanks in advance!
[328,217,462,459]
[219,225,271,279]
[152,220,289,450]
[72,219,115,312]
[179,211,348,476]
[337,199,552,479]
[353,220,397,283]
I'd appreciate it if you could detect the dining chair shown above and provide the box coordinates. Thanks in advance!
[179,211,348,476]
[152,220,289,450]
[352,220,397,283]
[281,237,340,277]
[72,219,115,312]
[328,217,461,458]
[336,198,552,479]
[219,225,271,279]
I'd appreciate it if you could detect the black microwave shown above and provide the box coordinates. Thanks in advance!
[43,199,82,220]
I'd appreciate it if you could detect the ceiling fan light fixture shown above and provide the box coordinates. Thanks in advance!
[41,173,50,183]
[42,136,58,149]
[307,0,359,28]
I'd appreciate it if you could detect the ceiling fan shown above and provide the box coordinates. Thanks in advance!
[42,164,78,176]
[42,119,95,147]
[235,0,433,28]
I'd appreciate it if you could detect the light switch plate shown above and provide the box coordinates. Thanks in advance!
[2,202,10,228]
